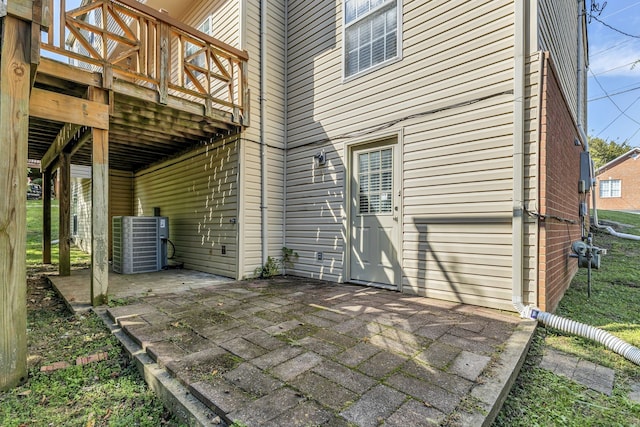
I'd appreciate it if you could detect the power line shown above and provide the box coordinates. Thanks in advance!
[589,84,640,102]
[589,15,640,39]
[601,1,640,19]
[590,60,640,76]
[589,69,640,137]
[596,95,640,136]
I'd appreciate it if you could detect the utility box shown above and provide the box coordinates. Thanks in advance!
[112,216,169,274]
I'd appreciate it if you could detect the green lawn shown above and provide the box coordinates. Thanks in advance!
[26,199,90,268]
[495,210,640,426]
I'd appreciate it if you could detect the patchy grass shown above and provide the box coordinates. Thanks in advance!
[496,211,640,426]
[26,199,90,269]
[0,276,181,426]
[0,200,182,426]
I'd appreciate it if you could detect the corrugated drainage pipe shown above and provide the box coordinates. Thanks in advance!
[515,303,640,366]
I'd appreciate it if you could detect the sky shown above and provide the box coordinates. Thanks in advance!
[587,1,640,148]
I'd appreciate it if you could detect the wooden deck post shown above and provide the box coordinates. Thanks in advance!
[58,152,71,276]
[0,9,32,392]
[89,87,109,306]
[43,167,52,264]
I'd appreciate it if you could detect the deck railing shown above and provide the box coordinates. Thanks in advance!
[40,0,249,124]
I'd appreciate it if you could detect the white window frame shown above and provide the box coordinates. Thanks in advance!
[342,0,402,82]
[599,179,621,198]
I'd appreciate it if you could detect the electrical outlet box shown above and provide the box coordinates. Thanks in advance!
[317,252,323,261]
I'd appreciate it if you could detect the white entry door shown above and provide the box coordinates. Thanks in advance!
[350,142,400,288]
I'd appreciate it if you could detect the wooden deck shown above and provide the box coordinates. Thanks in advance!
[30,0,249,171]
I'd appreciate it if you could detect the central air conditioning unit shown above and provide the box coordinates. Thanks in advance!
[112,216,169,274]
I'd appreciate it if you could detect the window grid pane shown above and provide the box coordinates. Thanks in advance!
[600,179,621,198]
[345,0,398,77]
[358,148,393,215]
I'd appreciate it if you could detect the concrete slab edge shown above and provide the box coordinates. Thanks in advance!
[455,319,538,427]
[45,275,92,314]
[94,307,222,427]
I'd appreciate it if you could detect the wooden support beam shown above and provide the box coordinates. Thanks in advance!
[58,153,71,277]
[29,88,109,129]
[38,57,102,87]
[89,88,109,306]
[43,168,52,264]
[0,13,31,392]
[40,123,82,170]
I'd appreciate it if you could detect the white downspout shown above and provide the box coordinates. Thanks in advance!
[260,0,268,264]
[282,0,289,270]
[512,0,526,313]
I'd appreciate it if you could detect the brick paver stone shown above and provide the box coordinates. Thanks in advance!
[270,351,323,381]
[313,360,376,394]
[229,386,304,426]
[385,399,446,427]
[415,341,462,370]
[290,371,357,411]
[335,342,381,367]
[448,350,491,382]
[220,337,267,359]
[223,363,282,397]
[340,384,406,427]
[189,379,251,416]
[629,382,640,403]
[251,345,304,370]
[358,350,408,379]
[386,372,462,414]
[268,401,333,427]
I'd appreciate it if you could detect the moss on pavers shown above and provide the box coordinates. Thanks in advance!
[357,350,409,380]
[312,360,377,394]
[165,347,242,384]
[228,387,305,426]
[290,371,357,411]
[223,362,283,397]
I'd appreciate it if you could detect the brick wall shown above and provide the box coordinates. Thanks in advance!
[538,55,585,312]
[595,150,640,211]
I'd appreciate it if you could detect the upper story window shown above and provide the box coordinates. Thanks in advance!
[344,0,401,79]
[186,17,212,68]
[599,179,621,198]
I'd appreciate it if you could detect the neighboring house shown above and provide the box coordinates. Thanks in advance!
[31,0,590,313]
[595,148,640,211]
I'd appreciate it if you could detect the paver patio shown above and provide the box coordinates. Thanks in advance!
[88,274,534,426]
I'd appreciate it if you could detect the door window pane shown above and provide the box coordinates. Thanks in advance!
[357,148,393,214]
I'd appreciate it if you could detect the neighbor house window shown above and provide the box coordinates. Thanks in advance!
[344,0,401,79]
[599,179,621,198]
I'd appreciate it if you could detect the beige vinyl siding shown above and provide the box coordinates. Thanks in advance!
[70,170,134,258]
[134,137,239,278]
[238,0,287,278]
[285,0,521,309]
[109,170,134,257]
[238,1,262,277]
[177,0,240,47]
[72,178,92,253]
[537,0,578,121]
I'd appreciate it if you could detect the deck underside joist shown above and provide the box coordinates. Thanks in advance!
[29,58,241,172]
